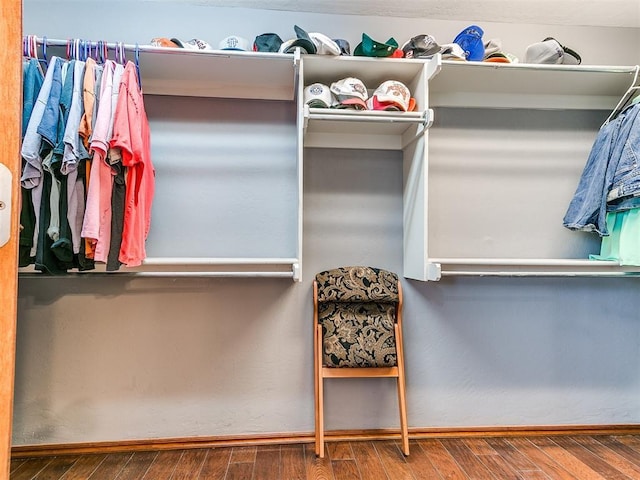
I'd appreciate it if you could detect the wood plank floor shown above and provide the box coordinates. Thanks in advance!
[9,435,640,479]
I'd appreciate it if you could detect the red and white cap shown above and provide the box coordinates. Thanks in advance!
[330,77,368,110]
[366,80,416,112]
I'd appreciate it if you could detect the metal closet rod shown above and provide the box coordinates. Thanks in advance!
[33,37,140,53]
[20,271,295,278]
[428,257,640,279]
[19,258,299,278]
[308,113,428,123]
[30,36,292,61]
[430,258,622,266]
[440,271,640,277]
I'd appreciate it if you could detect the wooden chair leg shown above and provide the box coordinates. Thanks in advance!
[315,324,325,458]
[318,375,325,458]
[397,374,409,456]
[396,324,409,456]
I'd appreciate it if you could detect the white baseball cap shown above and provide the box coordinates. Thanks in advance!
[525,37,581,65]
[439,43,466,61]
[171,38,213,50]
[309,32,341,55]
[219,35,250,51]
[330,77,368,110]
[304,83,334,108]
[525,38,564,64]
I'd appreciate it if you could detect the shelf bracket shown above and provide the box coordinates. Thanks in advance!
[427,261,442,281]
[423,108,435,128]
[401,109,435,150]
[292,262,301,282]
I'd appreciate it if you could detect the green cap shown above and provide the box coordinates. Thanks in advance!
[353,33,398,57]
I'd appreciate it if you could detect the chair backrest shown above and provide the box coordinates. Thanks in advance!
[315,266,400,305]
[314,266,401,368]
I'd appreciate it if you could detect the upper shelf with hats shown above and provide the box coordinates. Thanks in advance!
[139,41,297,101]
[34,32,639,110]
[34,37,299,101]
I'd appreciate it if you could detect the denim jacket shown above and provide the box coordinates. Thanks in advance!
[563,103,640,236]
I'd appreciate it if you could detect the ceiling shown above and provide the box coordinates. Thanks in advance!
[191,0,640,28]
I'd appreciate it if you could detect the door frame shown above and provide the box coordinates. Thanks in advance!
[1,0,23,477]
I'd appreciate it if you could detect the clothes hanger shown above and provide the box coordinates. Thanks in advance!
[135,43,142,88]
[41,36,48,69]
[114,42,126,65]
[72,38,81,61]
[27,35,45,75]
[100,41,108,64]
[602,64,640,128]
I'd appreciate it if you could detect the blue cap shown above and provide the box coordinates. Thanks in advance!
[453,25,485,61]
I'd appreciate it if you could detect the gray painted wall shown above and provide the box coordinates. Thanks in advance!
[15,1,640,445]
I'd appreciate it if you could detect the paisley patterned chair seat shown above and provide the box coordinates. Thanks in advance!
[313,266,409,458]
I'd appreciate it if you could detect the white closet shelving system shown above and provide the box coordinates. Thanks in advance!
[21,38,640,281]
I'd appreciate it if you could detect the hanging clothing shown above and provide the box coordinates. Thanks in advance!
[61,59,87,176]
[106,63,126,272]
[111,61,155,267]
[20,39,154,274]
[563,102,640,236]
[83,59,116,263]
[19,58,44,267]
[22,56,64,263]
[590,208,640,265]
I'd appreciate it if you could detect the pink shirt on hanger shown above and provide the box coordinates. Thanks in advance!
[110,61,155,267]
[81,60,115,263]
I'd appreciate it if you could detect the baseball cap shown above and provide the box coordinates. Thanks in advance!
[171,38,213,50]
[333,39,351,56]
[308,32,341,55]
[279,25,317,54]
[483,39,502,58]
[219,35,250,51]
[353,33,399,57]
[452,25,485,61]
[482,39,518,63]
[366,80,416,112]
[439,43,467,61]
[330,77,368,110]
[253,33,283,52]
[484,52,511,63]
[150,38,181,48]
[525,37,581,65]
[304,83,335,108]
[558,47,581,64]
[525,38,565,64]
[401,34,441,59]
